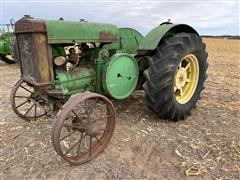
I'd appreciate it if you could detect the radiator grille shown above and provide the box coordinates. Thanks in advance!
[17,33,40,83]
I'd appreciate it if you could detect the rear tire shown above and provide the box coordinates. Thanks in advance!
[143,33,208,121]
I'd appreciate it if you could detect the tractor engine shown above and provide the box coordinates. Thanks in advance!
[14,16,143,100]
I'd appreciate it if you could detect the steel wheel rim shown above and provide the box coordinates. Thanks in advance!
[174,54,199,104]
[52,92,115,165]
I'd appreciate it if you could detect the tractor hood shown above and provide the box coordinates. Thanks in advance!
[15,16,119,44]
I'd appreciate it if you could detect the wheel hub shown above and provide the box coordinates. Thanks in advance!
[85,122,100,137]
[174,54,199,104]
[175,68,188,89]
[71,117,88,132]
[71,118,100,137]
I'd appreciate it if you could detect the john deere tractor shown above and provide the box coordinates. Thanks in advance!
[10,15,208,165]
[0,19,17,64]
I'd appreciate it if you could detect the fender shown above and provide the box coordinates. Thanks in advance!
[137,23,198,54]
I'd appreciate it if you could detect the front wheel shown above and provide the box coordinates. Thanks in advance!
[10,79,47,121]
[52,92,116,165]
[143,33,208,121]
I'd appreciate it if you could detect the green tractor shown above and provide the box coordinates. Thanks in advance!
[0,19,18,64]
[10,15,208,165]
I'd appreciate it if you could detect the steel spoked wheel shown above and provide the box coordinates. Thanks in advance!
[174,54,199,104]
[10,79,47,121]
[52,92,116,165]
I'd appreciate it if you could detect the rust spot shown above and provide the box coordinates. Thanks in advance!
[16,32,52,88]
[15,18,46,34]
[99,32,117,42]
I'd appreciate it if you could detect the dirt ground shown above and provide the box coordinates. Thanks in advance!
[0,38,239,180]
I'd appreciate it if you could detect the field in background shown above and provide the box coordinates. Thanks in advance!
[0,38,240,179]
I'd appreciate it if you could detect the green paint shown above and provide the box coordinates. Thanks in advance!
[102,53,138,99]
[95,49,109,94]
[44,19,144,55]
[52,45,65,57]
[15,17,201,105]
[118,28,143,54]
[54,67,95,95]
[0,36,11,55]
[43,20,143,98]
[102,28,143,53]
[138,24,198,51]
[95,59,106,94]
[44,20,119,44]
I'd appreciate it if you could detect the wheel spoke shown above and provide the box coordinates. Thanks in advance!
[100,128,110,132]
[185,62,190,71]
[94,136,102,145]
[65,124,85,129]
[60,130,77,141]
[76,132,84,157]
[65,115,76,123]
[16,100,29,108]
[179,88,183,97]
[15,95,28,98]
[89,136,92,156]
[64,121,86,128]
[34,103,37,121]
[19,85,33,94]
[71,110,88,122]
[86,98,99,117]
[72,110,82,121]
[23,103,34,116]
[64,138,81,156]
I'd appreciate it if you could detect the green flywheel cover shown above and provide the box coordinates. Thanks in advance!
[103,53,138,100]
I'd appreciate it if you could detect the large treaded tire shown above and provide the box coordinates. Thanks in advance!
[143,33,208,121]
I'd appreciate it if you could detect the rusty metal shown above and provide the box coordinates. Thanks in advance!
[15,17,53,89]
[16,32,53,87]
[99,31,118,42]
[14,17,46,34]
[44,89,63,97]
[51,92,116,165]
[10,79,47,121]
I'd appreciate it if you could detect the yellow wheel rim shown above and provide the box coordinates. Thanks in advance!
[174,54,199,104]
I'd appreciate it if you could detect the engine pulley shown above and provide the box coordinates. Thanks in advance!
[102,53,138,100]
